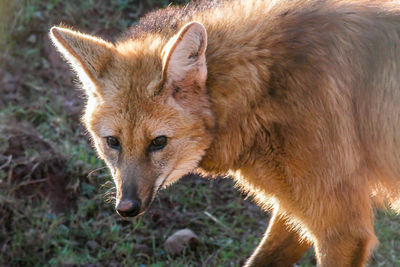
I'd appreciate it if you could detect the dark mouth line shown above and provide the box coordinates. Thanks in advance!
[143,185,155,210]
[139,171,172,216]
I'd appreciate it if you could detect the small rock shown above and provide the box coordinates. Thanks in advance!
[164,228,199,255]
[86,240,99,250]
[27,34,37,44]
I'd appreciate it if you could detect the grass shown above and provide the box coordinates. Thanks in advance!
[0,0,399,266]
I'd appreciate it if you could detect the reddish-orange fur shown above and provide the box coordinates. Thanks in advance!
[50,0,400,266]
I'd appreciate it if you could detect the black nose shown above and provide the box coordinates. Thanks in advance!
[116,199,141,217]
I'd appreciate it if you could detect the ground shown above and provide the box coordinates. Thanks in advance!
[0,0,399,266]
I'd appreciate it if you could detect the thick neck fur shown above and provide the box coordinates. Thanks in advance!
[194,0,287,173]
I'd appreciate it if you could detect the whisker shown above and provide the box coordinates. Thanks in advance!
[87,166,108,178]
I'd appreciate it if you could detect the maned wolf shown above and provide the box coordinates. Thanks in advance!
[50,0,400,266]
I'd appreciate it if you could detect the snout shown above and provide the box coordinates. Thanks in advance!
[116,199,141,218]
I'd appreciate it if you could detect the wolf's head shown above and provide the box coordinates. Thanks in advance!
[50,22,215,217]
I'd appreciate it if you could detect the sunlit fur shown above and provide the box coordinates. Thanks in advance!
[50,0,400,266]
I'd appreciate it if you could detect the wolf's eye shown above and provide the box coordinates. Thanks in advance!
[106,136,120,150]
[148,136,167,152]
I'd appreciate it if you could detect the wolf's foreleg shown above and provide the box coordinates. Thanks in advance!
[244,209,310,267]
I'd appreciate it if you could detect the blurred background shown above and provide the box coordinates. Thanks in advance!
[0,0,399,266]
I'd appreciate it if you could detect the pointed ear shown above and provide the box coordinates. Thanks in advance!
[49,26,114,96]
[162,22,208,90]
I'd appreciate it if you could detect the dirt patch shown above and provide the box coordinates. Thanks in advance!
[0,126,73,213]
